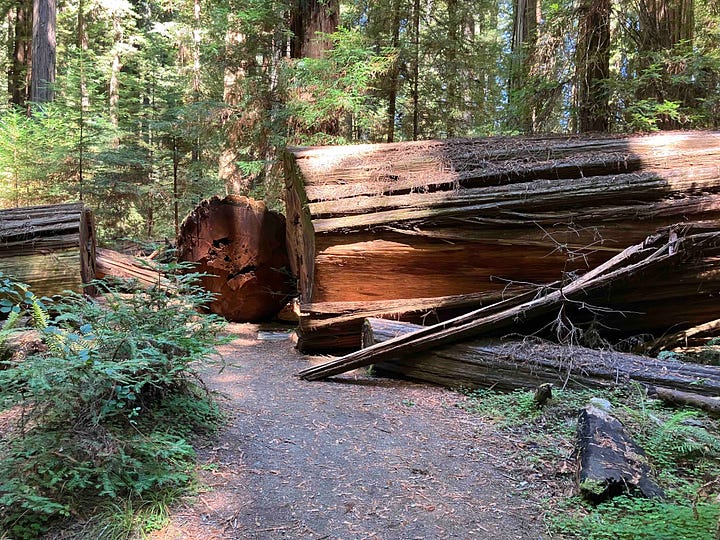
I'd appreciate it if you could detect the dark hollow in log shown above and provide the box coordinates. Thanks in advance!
[298,223,720,381]
[0,203,96,297]
[577,405,664,503]
[361,318,720,398]
[177,195,294,322]
[285,131,720,352]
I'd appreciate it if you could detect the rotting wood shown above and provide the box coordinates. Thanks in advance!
[177,195,294,323]
[285,131,720,351]
[298,223,720,380]
[0,203,96,297]
[577,405,664,503]
[648,387,720,418]
[362,318,720,398]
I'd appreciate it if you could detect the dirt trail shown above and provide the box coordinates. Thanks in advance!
[153,324,547,539]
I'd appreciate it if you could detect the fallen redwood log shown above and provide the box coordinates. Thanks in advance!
[285,131,720,351]
[298,223,720,380]
[177,195,294,322]
[0,203,96,297]
[95,248,172,289]
[360,318,720,398]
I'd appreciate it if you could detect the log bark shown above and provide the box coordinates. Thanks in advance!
[177,195,294,322]
[285,131,720,351]
[577,405,664,503]
[298,223,720,380]
[95,248,171,290]
[0,203,96,297]
[360,318,720,398]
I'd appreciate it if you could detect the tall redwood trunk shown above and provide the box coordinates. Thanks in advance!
[30,0,56,104]
[289,0,339,60]
[576,0,611,132]
[509,0,540,133]
[9,0,32,107]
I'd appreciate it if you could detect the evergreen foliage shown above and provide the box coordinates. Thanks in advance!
[0,0,716,236]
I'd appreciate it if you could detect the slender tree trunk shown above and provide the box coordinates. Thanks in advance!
[9,0,32,107]
[576,0,610,132]
[509,0,539,133]
[445,0,461,137]
[386,0,401,143]
[77,0,88,199]
[219,26,245,194]
[30,0,56,104]
[412,0,420,140]
[109,11,122,139]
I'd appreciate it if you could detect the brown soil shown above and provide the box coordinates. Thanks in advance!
[150,323,561,540]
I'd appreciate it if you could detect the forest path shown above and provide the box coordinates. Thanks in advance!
[152,323,547,539]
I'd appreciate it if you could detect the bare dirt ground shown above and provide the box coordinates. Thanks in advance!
[152,323,559,540]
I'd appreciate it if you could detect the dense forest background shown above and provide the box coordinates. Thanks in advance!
[0,0,717,241]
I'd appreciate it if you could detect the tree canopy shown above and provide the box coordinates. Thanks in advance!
[0,0,717,240]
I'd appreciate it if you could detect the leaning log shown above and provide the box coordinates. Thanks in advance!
[361,318,720,398]
[298,223,720,380]
[286,131,720,351]
[177,195,294,322]
[95,248,172,290]
[0,203,96,297]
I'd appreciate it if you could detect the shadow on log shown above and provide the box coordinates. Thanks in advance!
[177,195,294,322]
[0,203,96,297]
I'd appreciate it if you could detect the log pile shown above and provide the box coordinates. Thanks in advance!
[177,195,294,322]
[284,131,720,352]
[0,203,96,297]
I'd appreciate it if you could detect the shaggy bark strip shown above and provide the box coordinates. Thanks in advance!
[298,223,720,380]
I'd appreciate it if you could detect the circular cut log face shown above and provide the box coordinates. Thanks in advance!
[177,195,294,322]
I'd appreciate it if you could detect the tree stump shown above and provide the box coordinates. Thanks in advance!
[177,195,293,322]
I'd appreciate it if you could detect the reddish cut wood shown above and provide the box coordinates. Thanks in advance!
[285,131,720,352]
[177,195,293,322]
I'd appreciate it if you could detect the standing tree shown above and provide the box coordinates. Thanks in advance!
[8,0,32,107]
[508,0,540,132]
[289,0,339,59]
[575,0,611,132]
[30,0,56,103]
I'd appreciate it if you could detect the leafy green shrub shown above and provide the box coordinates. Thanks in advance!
[0,269,226,538]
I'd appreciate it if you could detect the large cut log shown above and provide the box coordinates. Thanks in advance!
[361,318,720,398]
[298,223,720,380]
[577,405,664,503]
[95,248,172,290]
[0,203,96,297]
[285,131,720,351]
[177,195,294,322]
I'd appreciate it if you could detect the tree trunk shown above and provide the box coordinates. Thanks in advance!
[0,203,96,297]
[9,0,32,107]
[30,0,55,104]
[176,195,294,322]
[575,0,610,132]
[285,131,720,352]
[386,0,401,143]
[289,0,339,60]
[298,223,720,380]
[509,0,539,132]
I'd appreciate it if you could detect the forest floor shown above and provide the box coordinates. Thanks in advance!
[150,323,572,540]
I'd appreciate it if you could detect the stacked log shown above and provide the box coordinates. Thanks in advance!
[177,195,294,323]
[285,131,720,352]
[95,247,172,290]
[0,203,96,297]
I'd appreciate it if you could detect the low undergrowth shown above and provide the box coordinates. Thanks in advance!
[0,268,227,539]
[459,385,720,539]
